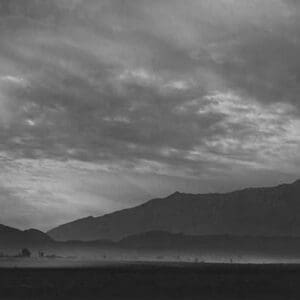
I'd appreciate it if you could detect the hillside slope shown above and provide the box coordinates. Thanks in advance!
[48,179,300,241]
[0,224,53,247]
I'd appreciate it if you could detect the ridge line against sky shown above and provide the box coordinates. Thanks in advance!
[0,0,300,230]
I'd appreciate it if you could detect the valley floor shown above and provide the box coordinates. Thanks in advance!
[1,262,300,299]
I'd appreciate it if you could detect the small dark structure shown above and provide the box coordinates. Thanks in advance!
[21,248,31,258]
[38,251,44,258]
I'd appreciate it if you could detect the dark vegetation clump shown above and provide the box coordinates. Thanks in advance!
[20,248,31,258]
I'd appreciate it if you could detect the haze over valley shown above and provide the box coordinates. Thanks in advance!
[1,179,300,265]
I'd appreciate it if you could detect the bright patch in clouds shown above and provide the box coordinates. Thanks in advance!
[185,91,300,172]
[1,75,27,86]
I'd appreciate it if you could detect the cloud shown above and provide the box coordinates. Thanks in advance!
[0,0,298,162]
[179,91,300,172]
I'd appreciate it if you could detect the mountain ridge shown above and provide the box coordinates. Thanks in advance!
[0,224,53,248]
[47,179,300,241]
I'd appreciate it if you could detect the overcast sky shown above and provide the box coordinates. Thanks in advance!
[0,0,300,230]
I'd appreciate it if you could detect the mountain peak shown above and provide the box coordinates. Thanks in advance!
[168,191,182,197]
[292,179,300,185]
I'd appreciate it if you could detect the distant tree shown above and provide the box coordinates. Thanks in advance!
[21,248,31,258]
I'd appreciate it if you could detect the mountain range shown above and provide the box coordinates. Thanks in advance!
[0,224,52,248]
[47,179,300,241]
[2,223,300,259]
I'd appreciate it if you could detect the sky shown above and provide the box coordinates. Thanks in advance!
[0,0,300,230]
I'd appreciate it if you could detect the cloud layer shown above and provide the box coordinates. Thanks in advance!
[0,0,300,229]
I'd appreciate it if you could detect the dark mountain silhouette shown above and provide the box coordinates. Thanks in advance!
[0,224,53,247]
[2,224,300,260]
[48,179,300,241]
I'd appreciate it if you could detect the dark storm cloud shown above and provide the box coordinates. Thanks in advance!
[213,29,300,107]
[0,0,299,164]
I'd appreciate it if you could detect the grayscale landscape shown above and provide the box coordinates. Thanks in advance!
[0,0,300,299]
